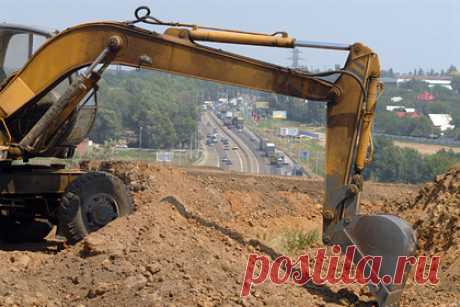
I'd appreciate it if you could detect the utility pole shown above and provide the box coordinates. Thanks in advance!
[139,126,143,148]
[189,131,193,160]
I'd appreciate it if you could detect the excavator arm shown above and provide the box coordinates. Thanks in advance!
[0,8,416,306]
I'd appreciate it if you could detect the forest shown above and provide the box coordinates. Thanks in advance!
[90,70,204,149]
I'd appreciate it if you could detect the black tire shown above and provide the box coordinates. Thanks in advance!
[57,171,133,244]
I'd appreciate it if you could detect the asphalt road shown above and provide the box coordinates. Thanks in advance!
[196,112,294,176]
[199,112,254,172]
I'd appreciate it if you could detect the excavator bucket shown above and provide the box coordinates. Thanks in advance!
[323,176,417,306]
[332,214,417,306]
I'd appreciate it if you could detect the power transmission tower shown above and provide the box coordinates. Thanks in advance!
[288,48,303,68]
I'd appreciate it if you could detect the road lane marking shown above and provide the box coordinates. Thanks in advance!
[207,111,259,174]
[234,147,244,172]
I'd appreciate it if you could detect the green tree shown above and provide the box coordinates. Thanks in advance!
[90,70,204,149]
[409,117,433,137]
[451,75,460,94]
[364,137,460,183]
[90,108,122,143]
[447,65,458,76]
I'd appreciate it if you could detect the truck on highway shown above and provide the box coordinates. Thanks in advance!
[270,152,285,166]
[259,138,275,157]
[259,138,268,151]
[265,142,276,157]
[232,116,244,130]
[223,111,233,127]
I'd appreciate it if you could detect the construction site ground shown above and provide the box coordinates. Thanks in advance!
[0,161,458,307]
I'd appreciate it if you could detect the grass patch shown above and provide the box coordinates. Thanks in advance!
[283,229,320,253]
[254,119,300,129]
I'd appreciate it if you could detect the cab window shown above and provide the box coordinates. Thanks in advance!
[4,33,29,76]
[3,32,48,78]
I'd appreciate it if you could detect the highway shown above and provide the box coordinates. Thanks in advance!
[196,112,258,173]
[196,111,295,176]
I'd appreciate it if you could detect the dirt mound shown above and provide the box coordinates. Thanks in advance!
[0,161,370,306]
[391,167,460,254]
[0,161,456,306]
[381,167,460,307]
[412,168,460,254]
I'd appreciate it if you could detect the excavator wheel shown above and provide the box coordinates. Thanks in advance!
[57,171,133,244]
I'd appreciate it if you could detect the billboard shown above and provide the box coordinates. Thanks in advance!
[279,127,299,137]
[255,101,270,109]
[156,151,173,162]
[272,110,287,120]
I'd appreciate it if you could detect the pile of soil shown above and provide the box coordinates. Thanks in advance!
[386,167,460,306]
[384,166,460,255]
[408,168,460,254]
[0,161,365,306]
[0,161,457,306]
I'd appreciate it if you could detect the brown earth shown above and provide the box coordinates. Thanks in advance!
[0,161,457,306]
[382,167,460,307]
[393,141,460,155]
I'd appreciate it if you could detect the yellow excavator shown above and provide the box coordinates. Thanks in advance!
[0,7,416,306]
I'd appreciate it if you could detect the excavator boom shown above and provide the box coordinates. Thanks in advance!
[0,7,416,306]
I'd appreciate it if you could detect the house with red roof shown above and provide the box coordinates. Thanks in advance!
[416,92,436,102]
[394,112,422,119]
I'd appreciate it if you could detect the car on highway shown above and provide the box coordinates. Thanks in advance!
[221,157,232,165]
[292,165,305,176]
[223,145,230,150]
[232,146,239,150]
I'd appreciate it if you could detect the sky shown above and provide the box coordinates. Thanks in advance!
[1,0,459,72]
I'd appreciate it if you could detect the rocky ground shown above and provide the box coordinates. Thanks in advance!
[0,161,458,306]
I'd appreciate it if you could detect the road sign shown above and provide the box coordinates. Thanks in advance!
[272,110,287,119]
[299,150,309,161]
[156,151,173,162]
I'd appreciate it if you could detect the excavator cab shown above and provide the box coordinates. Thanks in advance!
[0,24,97,158]
[0,24,51,83]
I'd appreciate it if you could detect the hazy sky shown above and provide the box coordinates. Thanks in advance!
[1,0,458,72]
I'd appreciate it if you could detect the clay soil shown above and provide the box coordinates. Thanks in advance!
[0,161,458,307]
